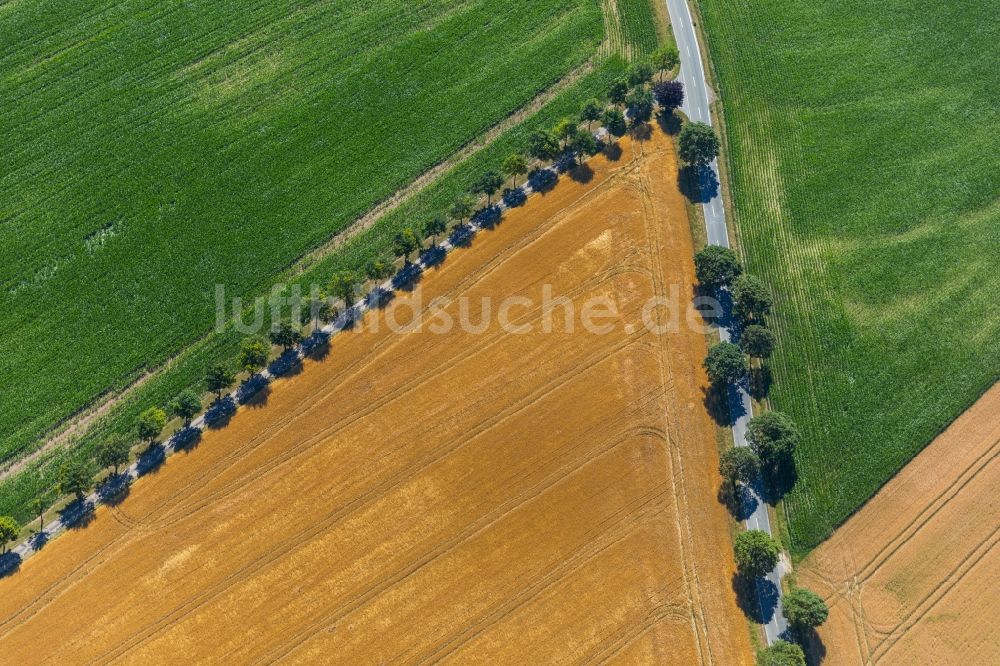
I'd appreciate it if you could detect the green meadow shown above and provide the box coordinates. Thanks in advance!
[0,0,662,521]
[698,0,1000,553]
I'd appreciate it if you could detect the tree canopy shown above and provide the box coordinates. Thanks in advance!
[98,437,132,474]
[694,245,742,287]
[626,87,654,123]
[449,194,477,224]
[653,80,684,112]
[570,132,600,159]
[734,529,780,577]
[205,362,235,397]
[732,274,774,322]
[719,446,761,486]
[553,117,579,148]
[608,78,629,106]
[0,516,18,553]
[393,227,422,264]
[579,98,603,128]
[704,342,749,385]
[422,215,448,245]
[170,388,202,425]
[328,270,360,306]
[471,170,504,204]
[626,61,653,87]
[365,256,395,282]
[678,121,720,166]
[747,411,801,464]
[59,458,95,501]
[528,129,560,161]
[783,587,829,629]
[756,640,806,666]
[651,44,680,79]
[270,320,303,351]
[238,336,270,374]
[740,324,776,359]
[501,153,528,187]
[602,107,627,137]
[137,406,167,443]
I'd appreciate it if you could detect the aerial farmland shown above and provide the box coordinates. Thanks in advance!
[1,0,997,663]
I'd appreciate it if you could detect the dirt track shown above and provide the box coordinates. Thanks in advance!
[0,128,753,665]
[798,382,1000,665]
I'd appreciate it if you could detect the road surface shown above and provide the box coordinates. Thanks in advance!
[663,0,789,643]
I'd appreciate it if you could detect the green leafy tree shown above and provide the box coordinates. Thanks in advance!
[626,61,654,87]
[501,153,528,188]
[652,43,680,80]
[602,107,627,137]
[28,492,54,531]
[579,98,603,130]
[719,447,761,487]
[270,320,303,351]
[747,411,801,465]
[553,117,579,149]
[608,78,629,106]
[238,336,270,374]
[170,388,202,425]
[471,170,504,206]
[205,362,235,398]
[449,195,477,226]
[328,270,360,306]
[740,324,776,359]
[365,256,395,282]
[528,129,560,161]
[694,245,742,287]
[783,587,829,630]
[678,121,720,167]
[756,640,806,666]
[570,132,600,159]
[732,274,774,322]
[626,86,655,123]
[98,437,132,475]
[393,227,422,266]
[0,516,18,554]
[423,215,448,247]
[734,529,780,577]
[137,406,167,444]
[704,342,748,385]
[59,458,95,502]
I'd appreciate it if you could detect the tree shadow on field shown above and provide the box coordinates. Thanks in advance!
[657,109,682,136]
[28,530,49,551]
[392,263,423,292]
[718,480,757,521]
[0,551,22,578]
[472,205,503,230]
[702,382,733,426]
[268,350,303,379]
[749,365,773,400]
[420,246,447,269]
[303,330,331,360]
[802,628,828,665]
[97,472,132,506]
[762,456,798,504]
[137,442,167,476]
[237,374,271,407]
[732,571,780,625]
[678,164,719,203]
[205,396,237,430]
[603,141,623,161]
[629,121,652,143]
[449,223,476,248]
[60,498,96,530]
[568,162,594,184]
[173,425,203,452]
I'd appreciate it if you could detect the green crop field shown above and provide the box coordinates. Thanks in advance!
[0,0,663,522]
[698,0,1000,554]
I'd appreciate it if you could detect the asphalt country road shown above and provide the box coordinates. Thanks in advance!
[663,0,789,643]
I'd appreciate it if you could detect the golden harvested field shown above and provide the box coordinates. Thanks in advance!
[0,128,752,665]
[798,382,1000,665]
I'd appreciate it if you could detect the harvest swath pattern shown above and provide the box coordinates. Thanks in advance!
[698,0,1000,553]
[0,0,603,465]
[0,130,753,665]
